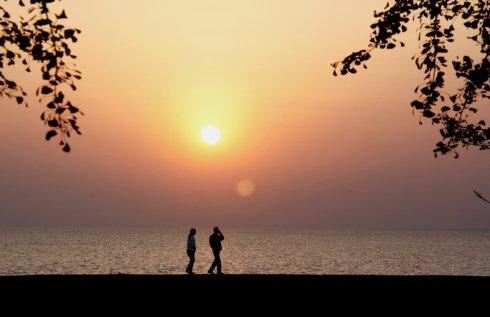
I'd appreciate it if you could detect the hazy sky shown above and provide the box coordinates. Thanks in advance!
[1,0,489,229]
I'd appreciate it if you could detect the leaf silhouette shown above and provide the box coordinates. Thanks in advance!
[0,0,83,153]
[332,0,490,157]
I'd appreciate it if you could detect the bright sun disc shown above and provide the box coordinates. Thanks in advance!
[201,125,221,144]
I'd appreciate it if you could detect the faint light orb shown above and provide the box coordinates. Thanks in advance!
[201,125,221,144]
[236,179,255,197]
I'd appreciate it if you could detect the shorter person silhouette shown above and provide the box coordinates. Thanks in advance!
[186,228,197,275]
[208,227,225,275]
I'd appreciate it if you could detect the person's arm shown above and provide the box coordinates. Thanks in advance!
[219,232,224,241]
[191,236,196,251]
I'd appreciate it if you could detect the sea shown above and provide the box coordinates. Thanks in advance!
[0,229,489,275]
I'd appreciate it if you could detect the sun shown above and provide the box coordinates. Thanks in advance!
[201,125,221,144]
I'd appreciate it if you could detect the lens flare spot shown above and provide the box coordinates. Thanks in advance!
[236,179,255,197]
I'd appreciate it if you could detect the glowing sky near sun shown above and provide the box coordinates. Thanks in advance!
[0,0,488,229]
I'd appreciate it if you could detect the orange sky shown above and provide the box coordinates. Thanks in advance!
[0,0,489,229]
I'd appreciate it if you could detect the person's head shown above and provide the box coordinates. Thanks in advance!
[213,227,219,233]
[189,228,196,236]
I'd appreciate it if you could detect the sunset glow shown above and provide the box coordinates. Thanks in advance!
[0,0,488,230]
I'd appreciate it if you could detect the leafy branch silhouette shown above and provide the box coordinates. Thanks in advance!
[332,0,489,158]
[0,0,82,152]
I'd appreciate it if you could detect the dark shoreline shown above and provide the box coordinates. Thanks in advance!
[2,274,488,295]
[2,275,488,311]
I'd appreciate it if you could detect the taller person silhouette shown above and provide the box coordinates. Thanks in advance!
[208,227,225,275]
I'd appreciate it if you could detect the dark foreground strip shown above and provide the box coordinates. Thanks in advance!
[0,275,488,311]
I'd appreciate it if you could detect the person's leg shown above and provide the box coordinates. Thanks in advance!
[188,251,195,273]
[209,249,218,273]
[187,250,195,274]
[216,250,222,274]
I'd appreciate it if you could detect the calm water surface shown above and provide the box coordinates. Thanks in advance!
[0,229,489,275]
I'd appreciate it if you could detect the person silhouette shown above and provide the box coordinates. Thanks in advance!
[186,228,197,275]
[208,227,225,275]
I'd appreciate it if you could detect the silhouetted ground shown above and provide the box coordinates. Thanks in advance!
[1,275,487,313]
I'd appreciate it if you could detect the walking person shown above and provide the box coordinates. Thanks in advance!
[208,227,225,275]
[186,228,197,275]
